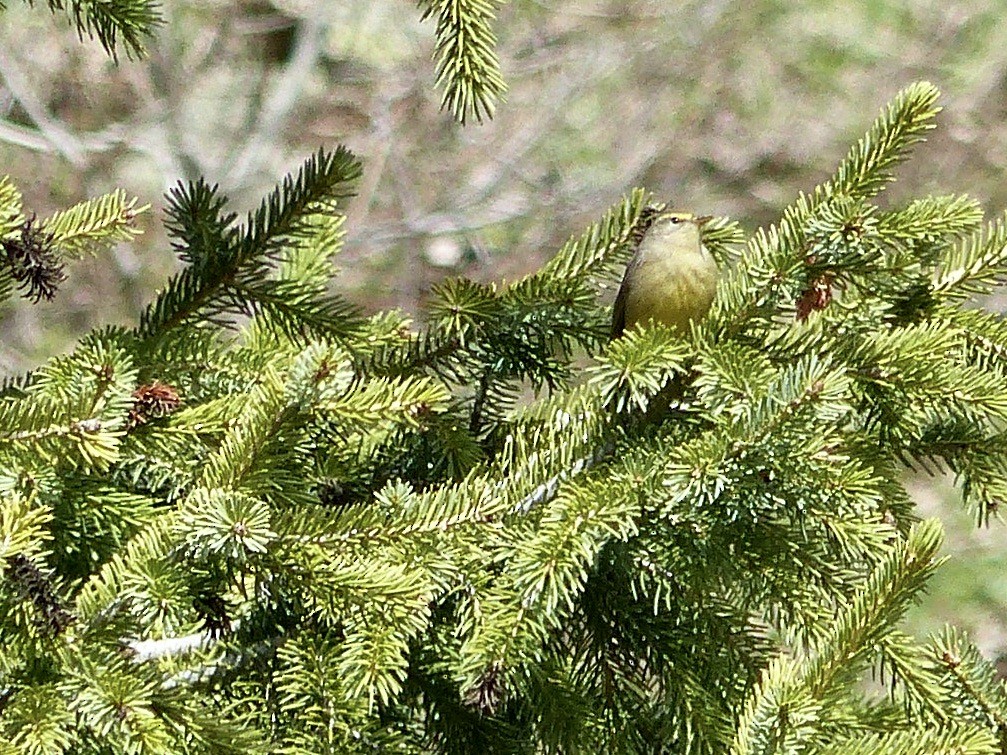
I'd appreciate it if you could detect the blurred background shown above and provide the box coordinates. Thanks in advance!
[1,0,1005,658]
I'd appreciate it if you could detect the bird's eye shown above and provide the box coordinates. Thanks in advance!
[670,216,682,224]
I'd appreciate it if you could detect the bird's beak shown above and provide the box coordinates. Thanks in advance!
[694,215,714,227]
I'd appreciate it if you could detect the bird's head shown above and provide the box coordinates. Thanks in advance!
[650,207,712,231]
[639,206,713,246]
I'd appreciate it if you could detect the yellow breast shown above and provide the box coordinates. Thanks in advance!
[623,242,717,333]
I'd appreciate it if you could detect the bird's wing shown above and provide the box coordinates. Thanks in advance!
[611,206,662,339]
[610,255,640,339]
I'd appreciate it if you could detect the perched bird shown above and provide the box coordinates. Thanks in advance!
[611,208,717,339]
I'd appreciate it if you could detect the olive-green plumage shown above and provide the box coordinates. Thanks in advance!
[611,209,717,339]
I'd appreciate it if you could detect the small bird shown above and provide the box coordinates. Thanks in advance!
[611,208,717,339]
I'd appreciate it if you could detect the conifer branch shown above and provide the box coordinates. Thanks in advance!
[368,191,650,386]
[589,324,691,413]
[932,214,1007,299]
[40,190,146,260]
[0,343,136,467]
[236,147,361,263]
[931,627,1007,747]
[804,521,944,696]
[139,148,361,342]
[876,630,952,721]
[0,493,53,561]
[457,472,641,707]
[540,188,650,282]
[713,82,942,338]
[730,521,944,754]
[0,214,65,302]
[814,728,997,755]
[418,0,507,124]
[37,0,162,60]
[826,81,941,200]
[321,375,452,429]
[876,194,984,248]
[235,279,362,342]
[0,174,23,236]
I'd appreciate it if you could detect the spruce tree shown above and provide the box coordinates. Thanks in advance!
[4,5,1007,755]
